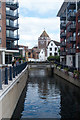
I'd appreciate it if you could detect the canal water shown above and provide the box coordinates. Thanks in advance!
[12,68,80,119]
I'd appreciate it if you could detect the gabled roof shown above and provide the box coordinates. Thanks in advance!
[40,30,49,37]
[53,40,60,46]
[47,40,60,48]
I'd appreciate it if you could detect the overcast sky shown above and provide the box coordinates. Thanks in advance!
[18,0,64,48]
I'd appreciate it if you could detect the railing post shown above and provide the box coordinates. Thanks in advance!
[9,66,12,81]
[13,66,15,78]
[5,67,8,85]
[0,69,2,89]
[16,65,18,76]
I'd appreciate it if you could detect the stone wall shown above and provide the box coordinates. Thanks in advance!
[54,68,80,88]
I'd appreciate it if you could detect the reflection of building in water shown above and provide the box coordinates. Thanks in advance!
[54,75,80,119]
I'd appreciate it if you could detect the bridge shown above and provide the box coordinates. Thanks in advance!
[28,62,54,69]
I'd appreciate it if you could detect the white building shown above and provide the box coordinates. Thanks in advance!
[47,40,60,58]
[39,49,46,61]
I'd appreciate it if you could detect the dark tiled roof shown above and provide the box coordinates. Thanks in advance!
[40,30,49,37]
[53,40,60,46]
[47,40,60,47]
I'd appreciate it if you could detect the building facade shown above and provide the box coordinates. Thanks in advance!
[0,0,19,65]
[47,40,60,58]
[39,49,45,61]
[57,1,80,69]
[38,30,51,60]
[28,47,40,61]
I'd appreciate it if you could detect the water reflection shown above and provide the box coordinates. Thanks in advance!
[12,69,80,119]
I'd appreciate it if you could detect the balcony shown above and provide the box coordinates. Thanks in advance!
[6,2,19,10]
[67,11,76,21]
[78,1,80,10]
[67,36,76,43]
[60,22,66,30]
[6,23,19,31]
[60,51,66,56]
[67,48,76,55]
[67,23,76,32]
[7,47,19,50]
[67,2,76,10]
[60,14,66,20]
[6,35,19,41]
[60,42,66,47]
[6,10,19,20]
[60,32,66,39]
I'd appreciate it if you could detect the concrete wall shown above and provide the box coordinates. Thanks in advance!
[54,68,80,88]
[66,55,73,67]
[0,66,28,119]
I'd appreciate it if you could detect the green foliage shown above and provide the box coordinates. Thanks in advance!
[58,65,61,69]
[58,49,60,55]
[47,55,60,62]
[64,67,69,71]
[74,70,79,75]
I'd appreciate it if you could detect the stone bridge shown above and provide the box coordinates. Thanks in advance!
[28,62,54,69]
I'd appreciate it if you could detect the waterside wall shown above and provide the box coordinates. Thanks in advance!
[0,66,28,119]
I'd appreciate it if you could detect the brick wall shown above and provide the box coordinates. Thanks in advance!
[0,1,6,48]
[76,10,80,53]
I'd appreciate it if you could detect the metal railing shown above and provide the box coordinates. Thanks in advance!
[67,36,76,43]
[6,34,19,40]
[54,61,77,73]
[0,62,27,90]
[6,22,19,29]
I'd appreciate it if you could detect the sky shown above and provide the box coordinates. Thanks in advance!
[18,0,64,48]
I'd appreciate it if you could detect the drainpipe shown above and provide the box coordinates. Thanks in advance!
[76,0,77,13]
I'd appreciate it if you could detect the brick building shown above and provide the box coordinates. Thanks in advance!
[38,30,51,60]
[0,0,19,65]
[28,46,40,61]
[57,1,80,69]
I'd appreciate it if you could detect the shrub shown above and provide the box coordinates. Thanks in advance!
[47,55,60,62]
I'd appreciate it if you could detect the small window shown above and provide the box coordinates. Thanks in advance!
[50,48,52,51]
[0,26,1,32]
[0,38,1,44]
[50,53,52,56]
[0,14,1,20]
[55,47,57,51]
[51,43,53,46]
[54,53,57,56]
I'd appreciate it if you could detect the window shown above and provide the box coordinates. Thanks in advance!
[51,43,53,46]
[0,2,1,8]
[54,53,57,56]
[50,48,52,51]
[0,38,1,44]
[50,53,52,56]
[6,30,9,37]
[6,19,9,26]
[55,47,57,51]
[0,26,1,32]
[0,14,1,20]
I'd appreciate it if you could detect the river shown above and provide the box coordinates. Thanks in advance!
[12,68,80,119]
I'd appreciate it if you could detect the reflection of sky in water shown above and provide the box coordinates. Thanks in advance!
[21,69,61,118]
[13,69,80,119]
